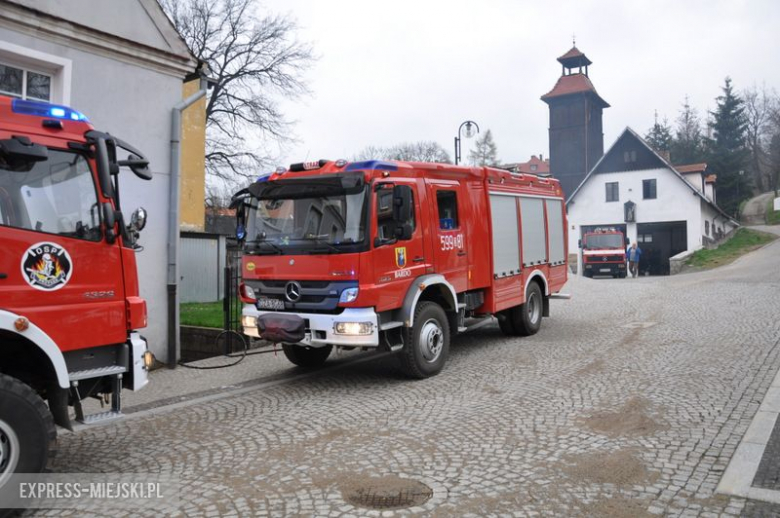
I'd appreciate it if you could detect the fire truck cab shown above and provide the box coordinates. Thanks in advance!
[0,96,153,481]
[581,227,628,278]
[234,159,568,378]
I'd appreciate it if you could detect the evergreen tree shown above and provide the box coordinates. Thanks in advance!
[645,112,673,156]
[468,129,499,167]
[706,77,751,215]
[671,95,705,164]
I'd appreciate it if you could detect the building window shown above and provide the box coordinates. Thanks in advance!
[0,63,52,101]
[530,164,538,172]
[623,150,637,163]
[605,182,619,202]
[643,179,657,199]
[705,220,710,236]
[437,190,459,229]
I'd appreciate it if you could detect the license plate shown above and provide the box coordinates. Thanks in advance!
[600,268,611,273]
[257,297,285,310]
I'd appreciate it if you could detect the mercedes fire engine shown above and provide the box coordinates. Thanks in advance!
[233,159,568,378]
[581,227,627,278]
[0,96,153,482]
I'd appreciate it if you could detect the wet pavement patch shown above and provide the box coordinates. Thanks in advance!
[580,396,666,437]
[341,475,433,510]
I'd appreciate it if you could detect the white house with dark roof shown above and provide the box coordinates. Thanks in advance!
[566,128,739,276]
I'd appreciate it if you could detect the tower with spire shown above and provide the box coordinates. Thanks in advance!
[541,45,609,198]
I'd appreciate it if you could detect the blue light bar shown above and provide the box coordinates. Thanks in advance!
[11,98,89,122]
[345,160,398,172]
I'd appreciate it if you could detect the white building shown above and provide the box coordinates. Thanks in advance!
[0,0,197,359]
[566,128,739,275]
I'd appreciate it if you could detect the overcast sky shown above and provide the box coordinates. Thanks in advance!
[260,0,780,167]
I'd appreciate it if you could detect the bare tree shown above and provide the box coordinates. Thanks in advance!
[353,141,452,163]
[743,85,777,192]
[161,0,315,182]
[671,95,705,164]
[468,129,499,167]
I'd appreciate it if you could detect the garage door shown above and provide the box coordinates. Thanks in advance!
[636,221,687,275]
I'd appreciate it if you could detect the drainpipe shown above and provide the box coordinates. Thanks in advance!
[167,76,209,368]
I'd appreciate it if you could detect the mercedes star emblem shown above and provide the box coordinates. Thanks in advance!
[285,281,302,302]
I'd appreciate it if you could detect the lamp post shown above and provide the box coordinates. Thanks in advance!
[454,120,479,165]
[737,169,744,219]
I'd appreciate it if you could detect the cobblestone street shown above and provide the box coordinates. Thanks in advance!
[35,227,780,517]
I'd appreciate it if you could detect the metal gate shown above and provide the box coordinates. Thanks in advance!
[221,243,244,354]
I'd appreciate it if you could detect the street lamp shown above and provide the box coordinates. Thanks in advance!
[454,120,479,165]
[737,170,745,218]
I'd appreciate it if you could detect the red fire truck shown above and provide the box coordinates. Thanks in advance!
[581,227,627,278]
[233,159,568,378]
[0,96,153,480]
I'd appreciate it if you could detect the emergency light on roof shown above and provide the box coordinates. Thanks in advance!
[289,159,328,172]
[11,98,89,122]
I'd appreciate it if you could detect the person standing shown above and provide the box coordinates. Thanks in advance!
[626,242,642,278]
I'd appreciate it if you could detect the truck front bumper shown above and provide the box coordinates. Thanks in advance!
[241,306,380,348]
[584,262,626,275]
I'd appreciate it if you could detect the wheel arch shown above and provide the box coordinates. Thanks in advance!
[400,275,458,328]
[524,270,549,297]
[0,310,69,389]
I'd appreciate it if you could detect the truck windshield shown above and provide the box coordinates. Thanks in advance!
[245,189,368,254]
[585,234,624,249]
[0,148,101,241]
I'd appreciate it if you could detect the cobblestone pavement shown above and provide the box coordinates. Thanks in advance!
[29,226,780,517]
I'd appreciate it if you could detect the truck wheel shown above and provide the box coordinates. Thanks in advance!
[282,344,332,369]
[497,311,518,336]
[0,374,56,488]
[511,282,543,336]
[400,302,450,379]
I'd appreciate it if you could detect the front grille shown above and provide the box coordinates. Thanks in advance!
[247,279,357,313]
[262,280,330,289]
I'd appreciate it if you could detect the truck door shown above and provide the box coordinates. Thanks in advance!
[427,181,468,292]
[0,144,127,352]
[372,180,428,312]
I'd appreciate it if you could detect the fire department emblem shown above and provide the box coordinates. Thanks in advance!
[395,247,407,268]
[20,242,73,291]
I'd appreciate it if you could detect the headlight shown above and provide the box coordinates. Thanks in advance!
[339,287,359,303]
[242,315,257,328]
[334,322,373,335]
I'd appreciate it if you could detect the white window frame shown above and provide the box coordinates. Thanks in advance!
[0,40,72,104]
[0,61,53,101]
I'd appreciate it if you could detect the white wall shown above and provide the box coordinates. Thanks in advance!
[567,167,704,273]
[0,27,182,359]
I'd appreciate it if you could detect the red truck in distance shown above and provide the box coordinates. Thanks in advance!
[0,96,154,482]
[233,159,569,378]
[581,227,628,278]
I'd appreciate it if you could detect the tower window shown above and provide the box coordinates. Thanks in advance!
[605,182,619,202]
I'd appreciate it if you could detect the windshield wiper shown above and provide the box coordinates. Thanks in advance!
[246,239,283,255]
[289,238,342,254]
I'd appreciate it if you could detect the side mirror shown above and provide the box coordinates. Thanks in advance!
[578,239,582,249]
[118,155,152,181]
[130,207,147,232]
[235,204,247,244]
[103,202,117,244]
[392,185,413,223]
[0,137,47,172]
